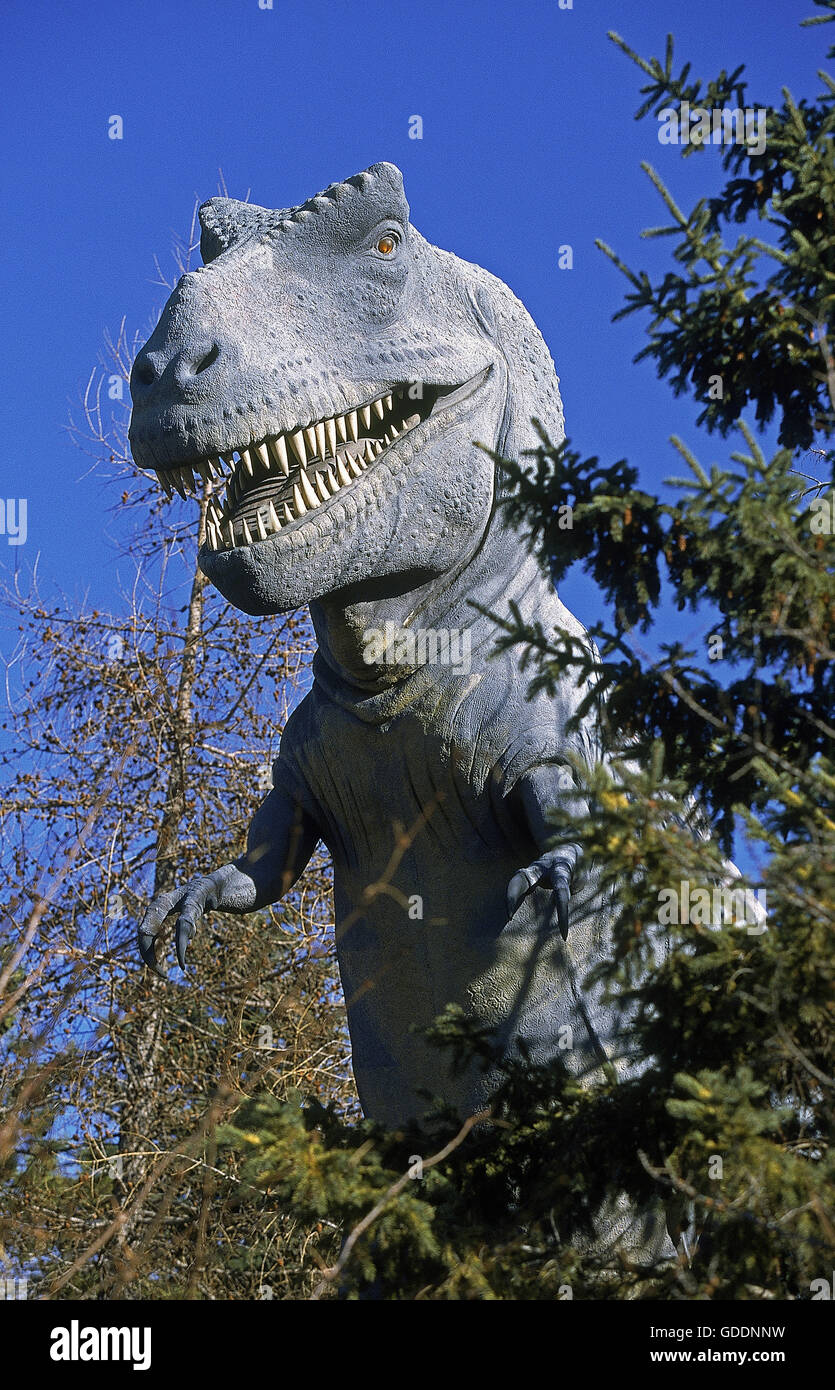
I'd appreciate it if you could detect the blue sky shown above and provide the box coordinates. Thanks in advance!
[0,0,826,639]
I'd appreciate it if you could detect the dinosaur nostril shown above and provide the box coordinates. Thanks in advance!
[134,356,156,387]
[194,343,220,375]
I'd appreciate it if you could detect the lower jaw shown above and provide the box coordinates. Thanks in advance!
[198,366,495,608]
[205,368,493,554]
[200,441,445,615]
[216,434,402,550]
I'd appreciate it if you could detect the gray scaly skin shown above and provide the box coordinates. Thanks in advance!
[129,163,671,1259]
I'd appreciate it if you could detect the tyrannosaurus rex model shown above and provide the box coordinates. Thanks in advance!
[129,165,654,1252]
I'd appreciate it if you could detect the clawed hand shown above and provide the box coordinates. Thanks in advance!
[506,851,575,940]
[138,863,256,975]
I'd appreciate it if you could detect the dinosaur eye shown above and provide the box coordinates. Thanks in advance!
[376,234,397,255]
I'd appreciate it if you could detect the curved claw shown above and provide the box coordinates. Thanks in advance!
[173,877,217,970]
[176,918,191,971]
[137,887,187,977]
[138,927,166,978]
[506,855,574,940]
[554,878,570,941]
[507,867,537,918]
[175,902,200,970]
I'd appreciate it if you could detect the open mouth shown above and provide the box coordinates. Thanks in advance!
[148,372,488,552]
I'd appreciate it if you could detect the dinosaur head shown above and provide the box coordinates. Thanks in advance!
[129,162,563,615]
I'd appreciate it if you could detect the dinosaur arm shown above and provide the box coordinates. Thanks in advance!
[138,784,320,975]
[505,763,584,940]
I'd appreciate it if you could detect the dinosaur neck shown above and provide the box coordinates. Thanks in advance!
[310,500,556,691]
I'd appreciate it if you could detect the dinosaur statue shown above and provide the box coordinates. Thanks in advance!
[129,162,669,1259]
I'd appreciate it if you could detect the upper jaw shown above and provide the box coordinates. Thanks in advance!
[130,366,491,553]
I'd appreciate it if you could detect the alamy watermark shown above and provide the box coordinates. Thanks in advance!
[362,620,471,675]
[1,1275,28,1299]
[50,1321,151,1370]
[657,880,767,935]
[0,499,27,546]
[658,102,767,156]
[810,489,835,534]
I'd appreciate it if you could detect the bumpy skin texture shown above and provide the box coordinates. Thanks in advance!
[130,164,671,1258]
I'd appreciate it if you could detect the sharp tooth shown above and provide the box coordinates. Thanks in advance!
[314,421,327,459]
[360,404,372,429]
[347,410,358,441]
[336,456,352,488]
[304,426,318,457]
[383,394,393,413]
[240,447,254,477]
[347,453,363,478]
[326,467,339,493]
[292,483,308,516]
[372,398,385,420]
[315,473,331,502]
[389,421,400,438]
[196,460,210,484]
[325,418,337,457]
[383,432,392,446]
[242,518,253,545]
[255,442,270,469]
[336,414,348,442]
[364,440,377,463]
[156,471,172,498]
[270,435,290,476]
[290,430,307,466]
[256,510,268,540]
[206,520,217,550]
[171,472,188,500]
[208,456,222,477]
[300,468,319,509]
[268,500,282,531]
[225,521,236,547]
[283,503,294,524]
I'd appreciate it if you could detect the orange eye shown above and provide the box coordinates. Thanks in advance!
[377,235,396,254]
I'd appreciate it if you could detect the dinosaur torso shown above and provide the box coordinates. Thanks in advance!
[278,425,627,1122]
[275,595,613,1124]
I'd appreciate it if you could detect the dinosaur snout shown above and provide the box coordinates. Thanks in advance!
[128,267,242,469]
[130,339,223,402]
[128,287,239,471]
